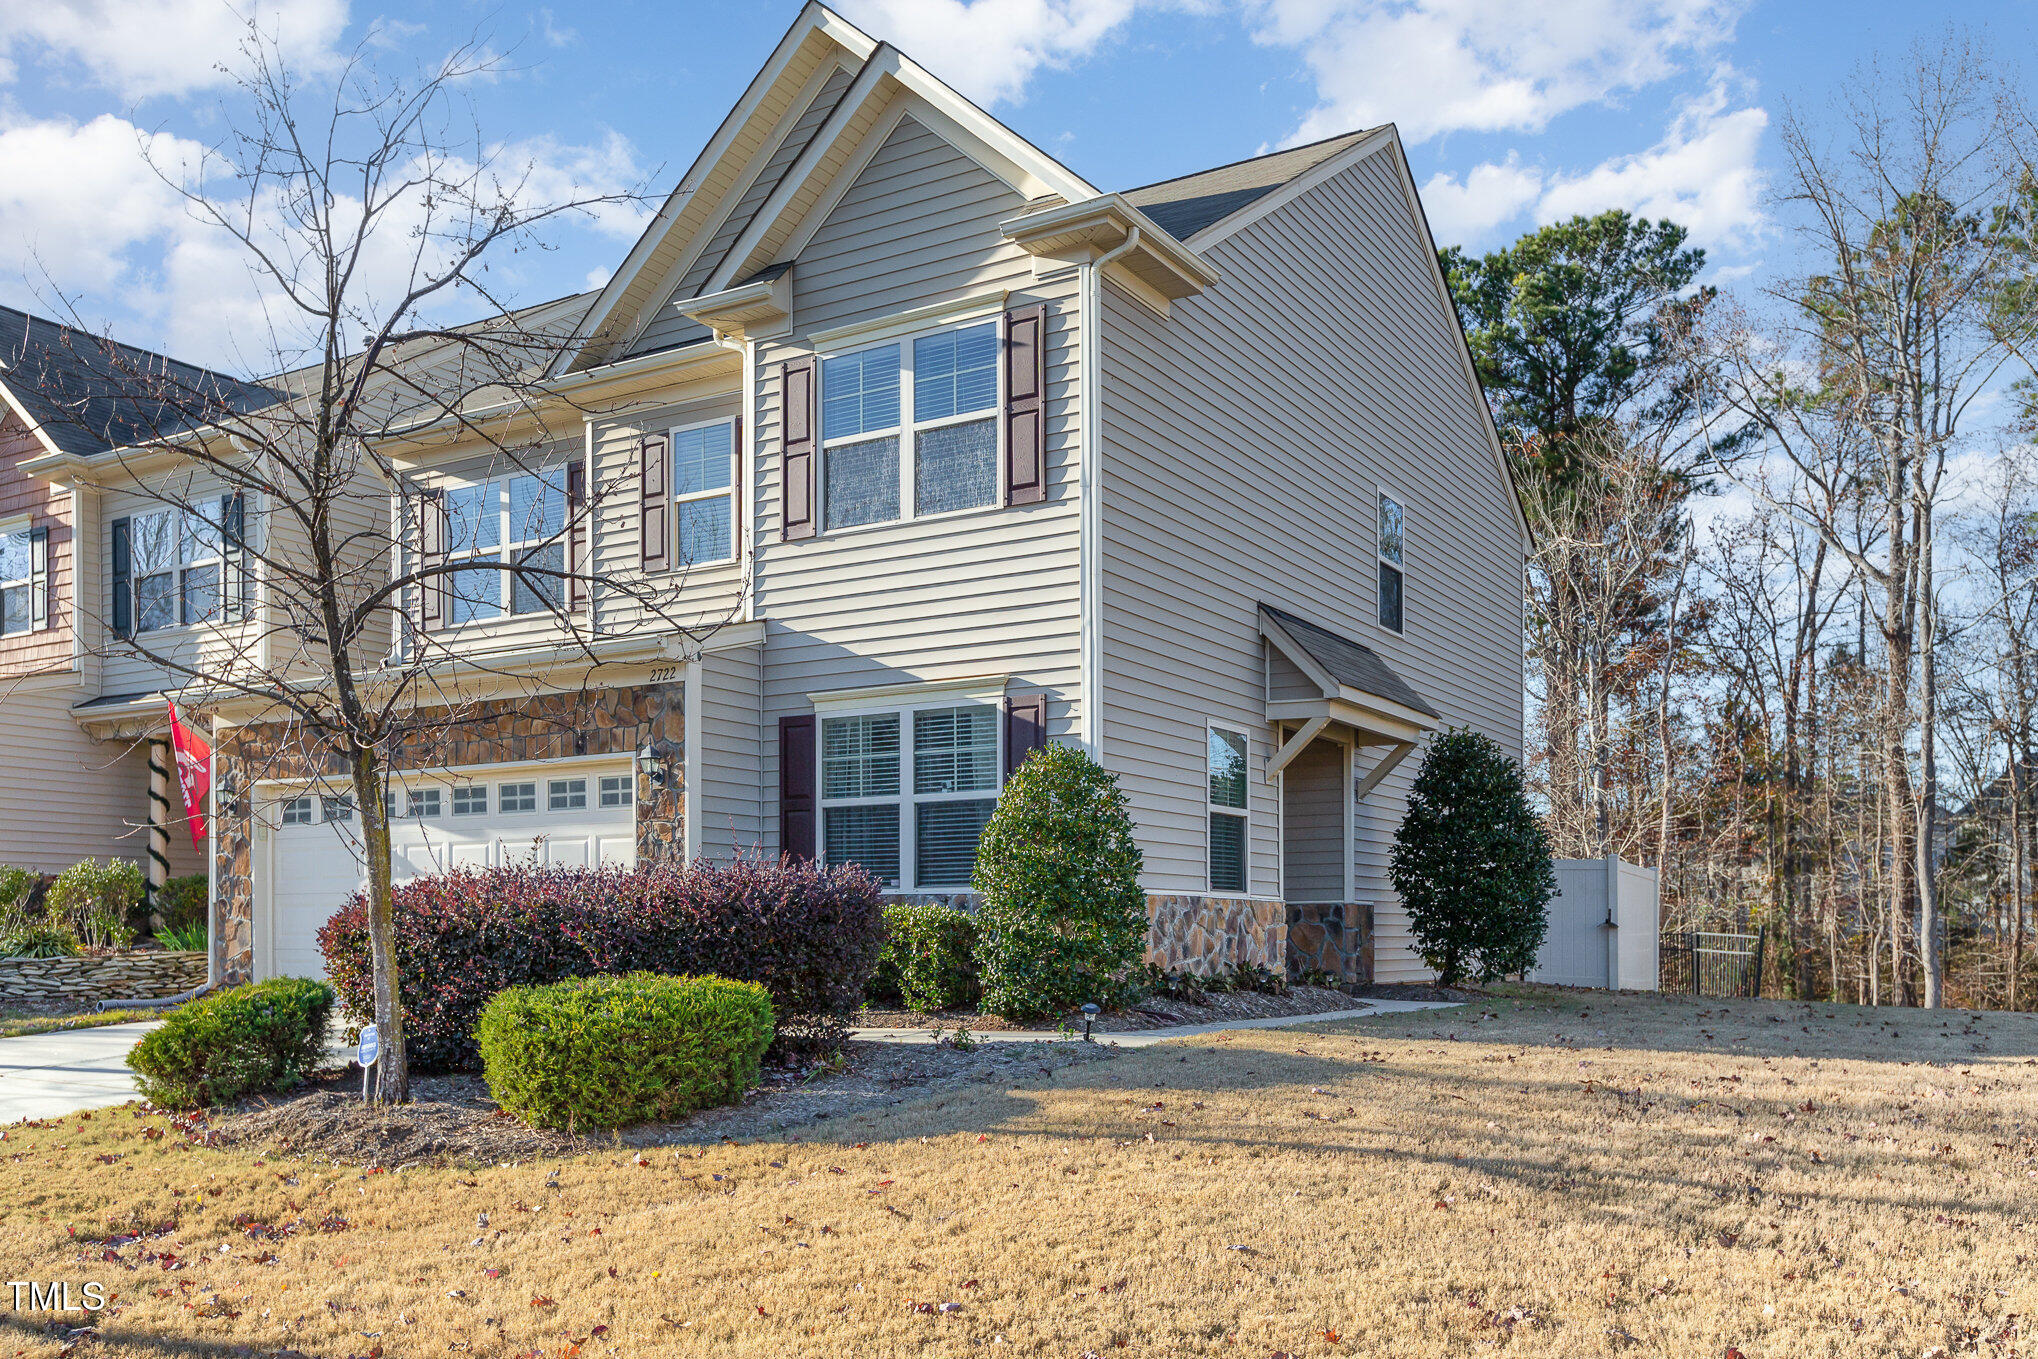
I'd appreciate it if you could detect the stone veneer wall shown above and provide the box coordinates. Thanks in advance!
[1145,894,1285,976]
[0,950,207,1002]
[1285,901,1373,986]
[212,681,685,984]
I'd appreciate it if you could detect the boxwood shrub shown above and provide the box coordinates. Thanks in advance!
[870,902,980,1012]
[475,973,773,1131]
[319,856,882,1071]
[126,977,334,1110]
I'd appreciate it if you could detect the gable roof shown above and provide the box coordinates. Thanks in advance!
[1259,603,1438,718]
[0,304,278,458]
[1123,131,1376,242]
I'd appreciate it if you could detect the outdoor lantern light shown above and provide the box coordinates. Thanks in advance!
[1081,1003,1099,1042]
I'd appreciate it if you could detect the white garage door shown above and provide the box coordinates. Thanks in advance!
[266,765,638,981]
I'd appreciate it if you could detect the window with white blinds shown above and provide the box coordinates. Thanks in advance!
[1208,726,1249,894]
[819,702,1003,890]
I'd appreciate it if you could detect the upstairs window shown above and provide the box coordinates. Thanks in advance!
[1377,492,1405,634]
[821,319,999,531]
[131,507,223,631]
[1207,726,1248,894]
[443,469,569,625]
[0,528,32,636]
[671,419,736,566]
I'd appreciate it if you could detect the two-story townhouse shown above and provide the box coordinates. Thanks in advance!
[200,1,1525,988]
[0,307,279,895]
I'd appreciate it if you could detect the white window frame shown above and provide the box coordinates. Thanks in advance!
[0,518,32,637]
[499,780,538,814]
[129,505,226,633]
[599,774,633,809]
[669,415,739,567]
[814,688,1007,891]
[280,795,315,826]
[441,464,573,625]
[1206,721,1251,896]
[1376,487,1407,636]
[817,313,1004,536]
[548,777,588,812]
[451,785,488,816]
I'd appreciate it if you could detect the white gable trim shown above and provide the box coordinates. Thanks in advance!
[548,3,875,378]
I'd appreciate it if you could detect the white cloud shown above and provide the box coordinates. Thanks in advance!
[1536,78,1766,252]
[0,0,350,100]
[1245,0,1745,145]
[833,0,1147,106]
[1419,156,1543,249]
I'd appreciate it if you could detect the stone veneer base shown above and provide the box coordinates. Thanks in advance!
[1284,901,1374,985]
[1145,894,1286,977]
[0,950,207,1002]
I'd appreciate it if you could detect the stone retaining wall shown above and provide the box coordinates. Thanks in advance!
[1285,901,1373,986]
[0,950,207,1003]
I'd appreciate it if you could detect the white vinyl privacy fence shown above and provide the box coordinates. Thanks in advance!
[1529,856,1660,991]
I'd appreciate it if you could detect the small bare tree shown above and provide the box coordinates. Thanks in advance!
[22,27,731,1100]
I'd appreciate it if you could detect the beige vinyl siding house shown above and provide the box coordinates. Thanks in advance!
[1096,138,1525,981]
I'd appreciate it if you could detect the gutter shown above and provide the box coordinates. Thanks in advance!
[1077,224,1142,755]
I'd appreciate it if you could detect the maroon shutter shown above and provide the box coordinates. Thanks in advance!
[1004,693,1047,779]
[779,714,817,862]
[639,434,670,573]
[1003,303,1047,506]
[780,357,817,540]
[566,462,587,609]
[418,489,447,630]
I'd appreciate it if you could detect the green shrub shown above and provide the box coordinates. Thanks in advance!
[154,874,209,935]
[871,903,980,1012]
[156,920,208,952]
[974,743,1148,1019]
[475,973,774,1131]
[0,921,79,958]
[48,859,144,950]
[126,978,335,1110]
[1389,729,1557,986]
[0,865,40,914]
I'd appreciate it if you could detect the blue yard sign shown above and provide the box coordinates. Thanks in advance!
[358,1023,380,1069]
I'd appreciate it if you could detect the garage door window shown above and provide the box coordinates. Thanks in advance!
[281,796,314,826]
[599,775,632,808]
[549,778,587,811]
[322,795,353,823]
[453,786,488,815]
[406,789,441,818]
[500,782,537,812]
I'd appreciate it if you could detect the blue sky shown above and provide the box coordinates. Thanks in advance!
[2,0,2033,369]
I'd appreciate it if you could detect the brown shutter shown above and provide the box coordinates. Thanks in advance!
[110,517,131,638]
[779,714,817,862]
[566,462,588,609]
[1004,693,1047,779]
[1003,303,1047,505]
[28,525,49,630]
[780,357,817,540]
[418,489,447,630]
[639,434,670,573]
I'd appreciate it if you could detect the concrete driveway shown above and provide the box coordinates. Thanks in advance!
[0,1020,160,1122]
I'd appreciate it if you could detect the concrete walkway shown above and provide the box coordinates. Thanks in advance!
[0,1020,161,1122]
[0,998,1460,1122]
[848,997,1457,1047]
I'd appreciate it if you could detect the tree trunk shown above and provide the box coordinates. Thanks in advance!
[348,746,409,1103]
[1917,504,1941,1010]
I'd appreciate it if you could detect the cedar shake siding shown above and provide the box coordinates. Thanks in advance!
[0,408,70,674]
[1097,144,1524,982]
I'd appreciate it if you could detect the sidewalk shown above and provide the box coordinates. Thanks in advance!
[0,1019,161,1122]
[847,997,1457,1047]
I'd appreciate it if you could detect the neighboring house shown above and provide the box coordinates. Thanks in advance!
[0,306,271,888]
[13,2,1526,988]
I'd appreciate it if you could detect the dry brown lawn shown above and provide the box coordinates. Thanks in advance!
[3,987,2035,1358]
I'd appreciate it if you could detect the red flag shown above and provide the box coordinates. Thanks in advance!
[165,700,211,850]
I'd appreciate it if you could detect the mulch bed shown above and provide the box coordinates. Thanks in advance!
[189,1037,1119,1168]
[853,982,1365,1033]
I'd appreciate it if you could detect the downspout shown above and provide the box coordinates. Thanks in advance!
[1078,224,1140,756]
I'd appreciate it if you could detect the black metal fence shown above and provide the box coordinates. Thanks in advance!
[1662,930,1765,998]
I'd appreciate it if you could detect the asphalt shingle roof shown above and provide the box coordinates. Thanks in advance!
[0,305,279,457]
[1261,603,1439,718]
[1123,130,1376,241]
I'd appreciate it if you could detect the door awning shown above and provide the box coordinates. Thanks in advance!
[1258,603,1439,748]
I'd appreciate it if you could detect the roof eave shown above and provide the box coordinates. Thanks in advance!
[1000,195,1217,299]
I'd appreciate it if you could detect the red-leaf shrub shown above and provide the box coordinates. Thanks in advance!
[317,857,882,1070]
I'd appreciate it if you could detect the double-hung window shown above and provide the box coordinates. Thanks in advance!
[0,528,32,636]
[1377,492,1405,633]
[671,419,737,566]
[131,507,224,631]
[1207,726,1249,894]
[443,468,569,625]
[820,319,999,531]
[819,702,1001,890]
